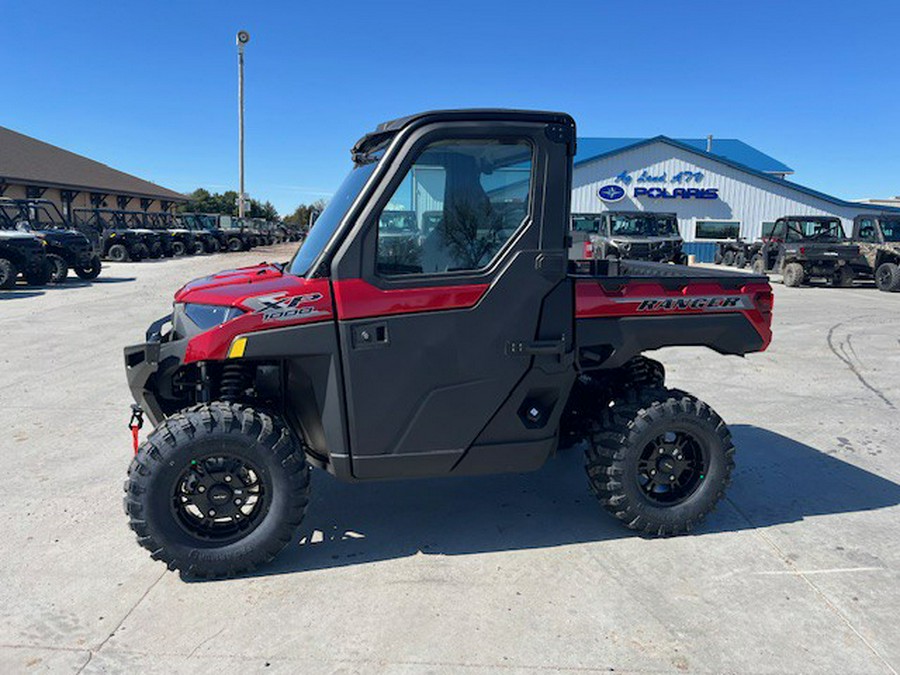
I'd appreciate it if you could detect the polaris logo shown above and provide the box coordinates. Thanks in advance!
[598,185,626,202]
[630,296,751,311]
[243,292,327,322]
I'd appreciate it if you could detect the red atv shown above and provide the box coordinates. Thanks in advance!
[124,109,773,577]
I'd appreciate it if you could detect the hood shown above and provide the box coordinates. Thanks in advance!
[174,263,307,310]
[0,230,39,240]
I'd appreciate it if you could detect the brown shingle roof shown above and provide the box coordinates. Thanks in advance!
[0,126,187,201]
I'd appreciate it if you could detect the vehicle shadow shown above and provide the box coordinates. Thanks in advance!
[0,290,45,300]
[217,424,900,580]
[49,276,137,289]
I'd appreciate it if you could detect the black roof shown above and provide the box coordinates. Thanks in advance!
[0,126,186,201]
[353,109,575,157]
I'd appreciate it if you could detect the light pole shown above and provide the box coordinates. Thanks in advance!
[236,30,250,218]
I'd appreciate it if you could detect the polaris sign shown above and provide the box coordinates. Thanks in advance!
[598,185,626,202]
[634,186,719,200]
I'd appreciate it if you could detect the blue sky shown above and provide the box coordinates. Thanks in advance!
[4,0,899,215]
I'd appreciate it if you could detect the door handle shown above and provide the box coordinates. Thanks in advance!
[352,322,389,349]
[506,337,567,357]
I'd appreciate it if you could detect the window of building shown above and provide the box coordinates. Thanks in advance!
[695,220,740,240]
[375,139,533,276]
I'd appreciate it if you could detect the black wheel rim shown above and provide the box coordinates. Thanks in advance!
[636,430,708,505]
[171,453,270,543]
[877,267,891,287]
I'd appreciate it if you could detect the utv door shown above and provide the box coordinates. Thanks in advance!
[331,117,575,479]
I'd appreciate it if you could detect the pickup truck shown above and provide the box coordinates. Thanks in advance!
[570,211,687,265]
[123,109,773,577]
[749,215,859,287]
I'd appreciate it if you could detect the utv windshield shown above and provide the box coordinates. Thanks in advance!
[571,215,601,233]
[288,162,378,276]
[786,219,846,242]
[655,217,679,236]
[609,216,657,237]
[880,219,900,242]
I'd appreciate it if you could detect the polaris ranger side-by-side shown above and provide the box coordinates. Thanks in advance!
[0,229,49,288]
[570,211,687,265]
[124,110,774,578]
[850,214,900,292]
[750,216,859,287]
[0,198,100,282]
[74,208,150,262]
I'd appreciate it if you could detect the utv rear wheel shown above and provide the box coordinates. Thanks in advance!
[734,252,747,269]
[74,254,102,280]
[585,387,734,536]
[172,240,187,256]
[722,250,735,266]
[782,262,804,287]
[751,255,766,275]
[124,402,310,578]
[108,243,129,262]
[46,254,68,284]
[227,237,243,252]
[192,241,205,255]
[875,262,900,292]
[0,257,18,289]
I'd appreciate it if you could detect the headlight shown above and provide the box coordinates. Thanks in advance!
[183,303,245,330]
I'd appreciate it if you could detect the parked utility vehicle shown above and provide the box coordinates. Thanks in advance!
[750,216,858,287]
[0,198,100,282]
[850,214,900,292]
[0,229,49,288]
[570,211,687,264]
[124,110,773,577]
[74,208,152,262]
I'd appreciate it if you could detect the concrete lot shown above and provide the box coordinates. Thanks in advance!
[1,245,898,674]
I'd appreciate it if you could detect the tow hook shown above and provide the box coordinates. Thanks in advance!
[128,404,144,455]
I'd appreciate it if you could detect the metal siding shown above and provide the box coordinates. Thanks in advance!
[572,143,863,242]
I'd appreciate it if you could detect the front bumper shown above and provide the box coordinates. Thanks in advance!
[124,314,186,426]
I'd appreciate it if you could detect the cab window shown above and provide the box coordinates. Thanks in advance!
[375,139,533,276]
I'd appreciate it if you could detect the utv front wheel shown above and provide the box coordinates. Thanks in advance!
[585,387,734,536]
[74,254,102,280]
[124,402,310,578]
[875,262,900,292]
[107,244,129,262]
[227,237,243,252]
[0,257,18,289]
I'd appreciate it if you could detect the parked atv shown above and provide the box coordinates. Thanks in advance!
[750,216,858,287]
[850,214,900,292]
[123,109,773,577]
[570,211,687,264]
[0,198,99,283]
[714,238,760,269]
[0,229,50,288]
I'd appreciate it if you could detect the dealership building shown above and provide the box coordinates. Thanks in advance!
[570,136,896,261]
[0,126,186,218]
